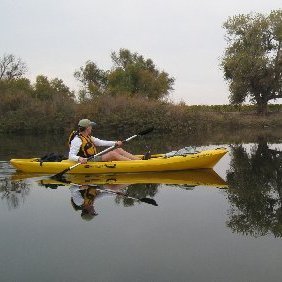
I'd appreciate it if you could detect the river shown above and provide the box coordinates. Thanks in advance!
[0,131,282,282]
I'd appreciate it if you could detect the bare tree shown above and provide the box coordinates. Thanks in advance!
[0,54,27,80]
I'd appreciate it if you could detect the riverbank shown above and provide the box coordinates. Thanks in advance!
[1,94,282,134]
[1,124,282,162]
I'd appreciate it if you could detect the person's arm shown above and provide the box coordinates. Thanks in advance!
[92,137,117,147]
[68,137,83,162]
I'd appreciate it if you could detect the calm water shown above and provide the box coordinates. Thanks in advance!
[1,133,282,282]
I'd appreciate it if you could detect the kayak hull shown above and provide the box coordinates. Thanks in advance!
[10,148,228,174]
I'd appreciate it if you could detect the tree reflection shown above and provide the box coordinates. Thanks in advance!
[0,178,30,210]
[226,139,282,237]
[115,184,158,207]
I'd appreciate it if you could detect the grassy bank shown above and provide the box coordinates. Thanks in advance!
[1,92,282,134]
[69,96,282,135]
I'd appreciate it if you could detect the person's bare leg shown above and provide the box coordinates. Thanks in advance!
[115,148,140,160]
[101,151,131,161]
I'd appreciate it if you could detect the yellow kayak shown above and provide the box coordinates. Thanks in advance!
[10,148,227,174]
[11,169,227,188]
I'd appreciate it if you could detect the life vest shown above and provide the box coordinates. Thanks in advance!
[70,186,99,210]
[68,130,97,158]
[83,187,99,206]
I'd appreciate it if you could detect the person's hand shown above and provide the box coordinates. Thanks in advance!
[115,141,123,147]
[78,157,87,164]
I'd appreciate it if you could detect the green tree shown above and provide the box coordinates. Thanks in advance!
[33,75,74,100]
[74,61,107,101]
[50,78,75,99]
[33,75,53,100]
[0,54,27,80]
[221,10,282,115]
[0,78,33,115]
[108,49,175,100]
[74,49,175,101]
[0,77,33,95]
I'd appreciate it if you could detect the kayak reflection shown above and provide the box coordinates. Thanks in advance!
[39,169,226,220]
[12,169,227,187]
[5,169,227,218]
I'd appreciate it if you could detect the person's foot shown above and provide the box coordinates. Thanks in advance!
[142,152,151,160]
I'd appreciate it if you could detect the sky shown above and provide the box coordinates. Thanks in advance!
[1,0,281,105]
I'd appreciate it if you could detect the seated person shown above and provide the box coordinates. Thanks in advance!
[68,119,140,163]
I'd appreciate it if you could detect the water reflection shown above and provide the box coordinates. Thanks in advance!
[2,169,227,219]
[0,177,30,210]
[115,183,158,207]
[226,139,282,237]
[69,184,131,221]
[40,181,158,220]
[12,169,226,186]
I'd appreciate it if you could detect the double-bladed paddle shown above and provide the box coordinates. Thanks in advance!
[51,127,154,180]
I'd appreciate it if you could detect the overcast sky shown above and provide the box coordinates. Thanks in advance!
[1,0,281,104]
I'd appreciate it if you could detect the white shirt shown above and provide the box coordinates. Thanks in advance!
[69,135,116,161]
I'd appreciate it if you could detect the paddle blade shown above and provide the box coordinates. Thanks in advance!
[140,197,158,206]
[138,127,154,136]
[51,168,70,180]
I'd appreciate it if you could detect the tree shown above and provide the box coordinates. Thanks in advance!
[0,78,33,114]
[0,77,33,95]
[221,10,282,115]
[74,49,175,101]
[0,54,27,80]
[33,75,74,100]
[108,49,174,100]
[74,61,107,100]
[50,78,75,99]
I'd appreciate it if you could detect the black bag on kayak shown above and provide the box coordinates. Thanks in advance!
[39,153,66,166]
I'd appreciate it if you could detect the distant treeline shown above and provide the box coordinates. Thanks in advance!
[1,76,282,134]
[1,48,282,134]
